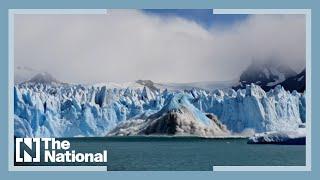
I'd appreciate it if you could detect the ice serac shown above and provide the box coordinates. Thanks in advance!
[14,83,163,137]
[108,93,229,137]
[14,79,306,137]
[194,84,305,133]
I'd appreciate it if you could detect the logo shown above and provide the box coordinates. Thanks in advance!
[15,138,107,163]
[15,138,41,162]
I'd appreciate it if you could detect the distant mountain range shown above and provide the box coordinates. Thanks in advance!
[14,77,305,138]
[18,72,238,91]
[17,59,306,93]
[233,60,305,93]
[27,72,61,84]
[14,62,306,138]
[278,69,305,92]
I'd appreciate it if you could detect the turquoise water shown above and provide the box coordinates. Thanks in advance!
[17,137,306,171]
[69,137,306,171]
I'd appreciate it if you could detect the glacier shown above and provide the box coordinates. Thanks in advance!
[13,82,306,138]
[193,84,305,133]
[247,128,306,144]
[108,93,230,137]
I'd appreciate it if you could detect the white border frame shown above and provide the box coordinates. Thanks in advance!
[213,9,311,172]
[8,9,311,172]
[8,9,109,172]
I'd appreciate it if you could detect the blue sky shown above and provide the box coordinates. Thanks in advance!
[142,9,249,29]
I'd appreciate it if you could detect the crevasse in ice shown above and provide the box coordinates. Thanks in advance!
[14,83,305,137]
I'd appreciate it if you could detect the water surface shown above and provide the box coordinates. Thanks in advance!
[66,137,306,170]
[17,136,306,171]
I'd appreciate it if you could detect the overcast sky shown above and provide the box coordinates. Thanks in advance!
[14,10,306,84]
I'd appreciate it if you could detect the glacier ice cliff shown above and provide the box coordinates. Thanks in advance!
[193,84,305,133]
[14,83,163,137]
[13,83,306,138]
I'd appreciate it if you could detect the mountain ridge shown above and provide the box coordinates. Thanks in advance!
[233,60,305,92]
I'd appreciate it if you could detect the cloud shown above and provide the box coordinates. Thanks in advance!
[14,10,306,84]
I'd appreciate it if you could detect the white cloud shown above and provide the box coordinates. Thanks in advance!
[14,10,306,84]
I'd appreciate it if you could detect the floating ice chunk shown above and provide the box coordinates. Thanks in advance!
[247,128,306,145]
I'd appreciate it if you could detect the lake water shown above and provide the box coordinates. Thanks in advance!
[16,137,306,171]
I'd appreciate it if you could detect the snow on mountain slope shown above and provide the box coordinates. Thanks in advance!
[14,80,306,137]
[156,80,237,91]
[234,60,298,92]
[14,66,39,84]
[93,79,237,92]
[92,81,145,90]
[278,69,306,93]
[26,72,62,84]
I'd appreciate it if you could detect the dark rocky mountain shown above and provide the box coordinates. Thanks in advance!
[136,80,159,92]
[23,72,65,85]
[234,60,305,92]
[278,69,305,92]
[108,94,229,137]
